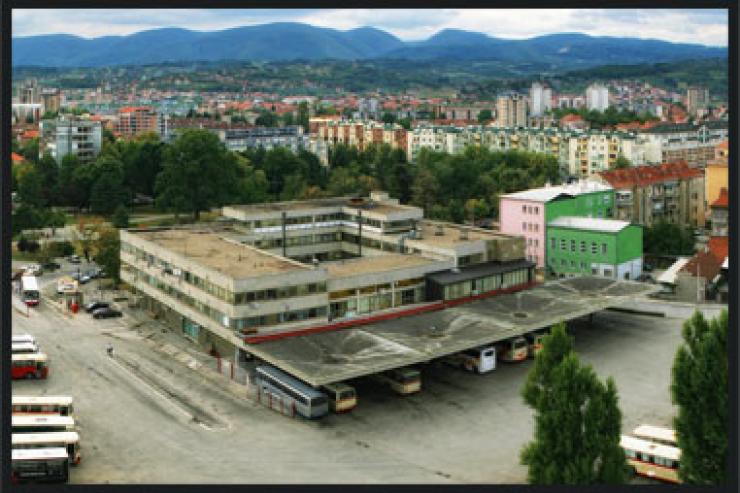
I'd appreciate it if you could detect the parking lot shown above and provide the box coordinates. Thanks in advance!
[11,269,723,483]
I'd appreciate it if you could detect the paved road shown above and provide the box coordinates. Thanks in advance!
[12,287,708,484]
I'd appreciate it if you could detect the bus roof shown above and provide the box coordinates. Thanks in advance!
[12,431,80,445]
[21,276,39,290]
[12,334,36,342]
[620,435,681,461]
[11,353,48,362]
[12,447,69,461]
[255,365,324,399]
[632,424,676,444]
[12,396,74,406]
[12,415,75,427]
[12,342,38,350]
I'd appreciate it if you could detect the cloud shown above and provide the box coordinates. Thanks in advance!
[11,8,728,46]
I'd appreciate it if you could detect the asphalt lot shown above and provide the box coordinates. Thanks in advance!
[11,268,723,484]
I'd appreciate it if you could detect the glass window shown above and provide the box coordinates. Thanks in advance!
[591,242,597,254]
[522,222,526,231]
[561,239,567,250]
[580,241,586,253]
[534,206,539,215]
[570,240,576,252]
[551,237,556,249]
[522,205,527,213]
[601,243,607,254]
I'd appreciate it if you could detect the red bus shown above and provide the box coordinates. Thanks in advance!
[12,353,49,380]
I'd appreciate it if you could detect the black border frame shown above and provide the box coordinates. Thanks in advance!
[1,1,737,492]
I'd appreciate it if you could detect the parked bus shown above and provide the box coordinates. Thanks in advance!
[443,346,496,374]
[254,365,328,419]
[11,448,69,484]
[497,337,529,362]
[620,434,681,483]
[21,275,40,306]
[12,334,38,346]
[12,415,75,434]
[12,432,82,465]
[11,353,49,380]
[12,342,40,354]
[12,396,75,417]
[375,367,422,395]
[321,382,357,413]
[526,330,548,358]
[632,424,677,447]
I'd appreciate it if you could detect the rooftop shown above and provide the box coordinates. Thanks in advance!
[410,221,508,247]
[711,188,728,209]
[548,216,632,233]
[131,229,309,278]
[501,180,612,202]
[599,161,703,189]
[326,254,439,278]
[681,250,722,280]
[707,236,728,263]
[244,277,660,386]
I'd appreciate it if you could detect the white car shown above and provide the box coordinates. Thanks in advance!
[23,264,42,276]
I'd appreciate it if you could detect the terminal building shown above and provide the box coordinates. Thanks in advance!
[120,192,534,362]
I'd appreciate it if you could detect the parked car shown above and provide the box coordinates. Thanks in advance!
[85,301,110,313]
[86,268,101,279]
[92,307,123,319]
[23,264,43,276]
[41,261,61,271]
[68,255,81,264]
[79,275,92,285]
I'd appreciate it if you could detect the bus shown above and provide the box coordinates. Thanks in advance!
[12,342,40,354]
[12,396,75,417]
[443,346,496,374]
[254,365,328,419]
[12,415,75,434]
[526,330,548,358]
[497,337,529,362]
[632,425,677,447]
[12,353,49,380]
[321,382,357,413]
[11,448,69,484]
[12,334,38,346]
[21,275,40,306]
[12,432,82,465]
[620,434,681,483]
[375,367,422,395]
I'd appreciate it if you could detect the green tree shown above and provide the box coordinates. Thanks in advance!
[90,155,129,215]
[297,101,310,131]
[20,137,40,164]
[155,129,240,220]
[255,111,279,127]
[17,166,45,209]
[381,112,396,124]
[398,117,412,130]
[282,112,295,126]
[477,109,493,123]
[121,132,164,197]
[614,155,631,169]
[521,323,627,484]
[35,153,60,206]
[644,221,695,256]
[671,310,728,484]
[94,227,122,284]
[111,205,130,229]
[12,204,45,235]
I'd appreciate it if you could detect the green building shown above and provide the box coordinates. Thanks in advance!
[546,216,643,280]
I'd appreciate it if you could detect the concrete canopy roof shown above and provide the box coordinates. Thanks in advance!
[245,277,660,387]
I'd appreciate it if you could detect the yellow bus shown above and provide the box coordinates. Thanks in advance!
[375,367,421,395]
[12,432,82,465]
[632,424,677,447]
[12,396,75,417]
[497,337,529,362]
[321,382,357,413]
[620,434,681,483]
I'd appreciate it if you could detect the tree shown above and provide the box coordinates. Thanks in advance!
[521,322,627,484]
[644,221,695,256]
[111,205,130,229]
[35,153,60,206]
[12,204,45,235]
[94,227,122,284]
[398,117,412,130]
[282,112,295,126]
[255,111,279,127]
[155,129,240,220]
[17,166,45,209]
[90,155,129,215]
[477,109,493,123]
[465,198,488,225]
[297,101,310,131]
[381,112,396,124]
[671,310,728,484]
[614,155,631,169]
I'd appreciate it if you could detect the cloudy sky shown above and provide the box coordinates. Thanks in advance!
[13,9,728,47]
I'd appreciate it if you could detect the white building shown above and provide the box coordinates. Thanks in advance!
[586,84,610,112]
[529,83,552,117]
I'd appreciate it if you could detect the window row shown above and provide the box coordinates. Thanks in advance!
[522,222,540,233]
[550,237,608,255]
[521,205,540,215]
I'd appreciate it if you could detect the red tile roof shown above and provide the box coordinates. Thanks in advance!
[598,161,702,189]
[11,152,25,164]
[560,114,584,123]
[707,236,728,263]
[21,129,39,139]
[119,106,152,113]
[717,140,728,151]
[681,249,722,280]
[711,188,728,209]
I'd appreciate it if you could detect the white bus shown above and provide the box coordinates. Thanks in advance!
[321,382,357,413]
[375,367,422,395]
[11,448,69,484]
[12,342,40,354]
[620,434,681,483]
[632,424,677,447]
[21,275,40,306]
[13,432,82,465]
[12,334,38,346]
[12,396,75,417]
[443,346,496,373]
[12,415,75,434]
[254,366,329,419]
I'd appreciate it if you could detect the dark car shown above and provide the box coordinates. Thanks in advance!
[85,301,110,313]
[42,261,61,271]
[92,307,122,319]
[86,268,101,279]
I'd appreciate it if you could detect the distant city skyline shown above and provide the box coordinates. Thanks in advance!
[12,8,728,47]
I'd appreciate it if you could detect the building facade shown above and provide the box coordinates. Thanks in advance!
[705,140,728,215]
[40,116,103,164]
[115,106,165,138]
[496,93,528,128]
[529,83,552,117]
[686,87,709,116]
[586,84,610,112]
[597,161,705,228]
[546,217,642,280]
[499,181,614,269]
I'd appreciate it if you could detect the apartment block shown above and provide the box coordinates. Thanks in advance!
[115,106,166,138]
[705,140,729,215]
[40,116,103,164]
[495,93,528,128]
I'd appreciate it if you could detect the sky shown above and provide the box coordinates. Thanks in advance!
[12,9,728,47]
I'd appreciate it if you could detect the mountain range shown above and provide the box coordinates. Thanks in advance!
[12,22,727,68]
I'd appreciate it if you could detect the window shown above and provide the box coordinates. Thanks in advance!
[570,240,576,252]
[561,239,567,250]
[522,205,527,213]
[522,222,527,231]
[591,242,597,254]
[570,260,576,267]
[580,241,586,252]
[580,262,587,269]
[534,224,539,232]
[528,223,533,231]
[527,238,532,246]
[561,259,566,266]
[601,243,607,254]
[527,206,533,214]
[551,238,556,249]
[534,206,539,215]
[534,239,538,247]
[603,268,613,277]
